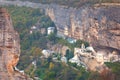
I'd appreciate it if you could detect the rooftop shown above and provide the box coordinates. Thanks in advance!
[48,27,55,30]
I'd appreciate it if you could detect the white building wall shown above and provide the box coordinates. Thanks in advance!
[47,27,55,35]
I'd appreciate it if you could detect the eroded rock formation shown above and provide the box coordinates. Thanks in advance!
[0,8,31,80]
[45,5,120,50]
[0,0,119,51]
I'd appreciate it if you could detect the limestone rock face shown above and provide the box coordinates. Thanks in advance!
[0,8,31,80]
[45,5,120,50]
[0,0,119,51]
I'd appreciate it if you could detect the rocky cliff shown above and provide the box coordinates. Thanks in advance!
[0,1,119,50]
[0,8,31,80]
[45,4,120,51]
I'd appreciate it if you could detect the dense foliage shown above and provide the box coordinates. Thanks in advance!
[32,59,90,80]
[5,6,54,69]
[105,62,120,80]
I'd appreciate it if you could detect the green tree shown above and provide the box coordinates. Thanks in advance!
[65,49,74,60]
[47,33,56,43]
[75,39,89,48]
[49,62,55,70]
